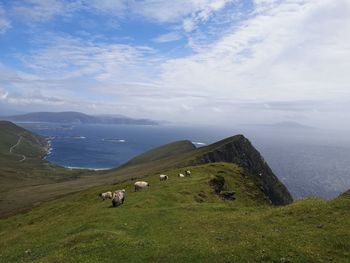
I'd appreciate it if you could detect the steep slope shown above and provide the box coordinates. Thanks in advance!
[0,120,48,160]
[121,135,293,205]
[0,121,88,216]
[0,163,348,262]
[190,135,293,205]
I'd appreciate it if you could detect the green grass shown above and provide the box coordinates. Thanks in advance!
[120,140,196,168]
[1,121,348,262]
[0,121,291,217]
[0,121,90,216]
[1,163,349,263]
[0,121,47,159]
[0,121,204,217]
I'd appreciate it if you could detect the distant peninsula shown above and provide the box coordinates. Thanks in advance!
[1,111,159,125]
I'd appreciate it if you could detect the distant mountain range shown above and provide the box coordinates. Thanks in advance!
[1,111,159,125]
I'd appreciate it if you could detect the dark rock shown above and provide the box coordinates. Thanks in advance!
[209,175,225,194]
[220,191,236,200]
[194,195,205,203]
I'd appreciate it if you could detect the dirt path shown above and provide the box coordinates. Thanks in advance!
[9,136,26,162]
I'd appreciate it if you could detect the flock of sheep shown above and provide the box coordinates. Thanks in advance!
[99,170,192,207]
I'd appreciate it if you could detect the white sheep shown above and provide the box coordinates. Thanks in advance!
[112,189,126,207]
[160,174,168,181]
[185,170,191,177]
[114,189,126,195]
[134,181,150,191]
[99,191,113,200]
[178,173,185,178]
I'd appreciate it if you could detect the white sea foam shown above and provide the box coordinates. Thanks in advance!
[192,141,207,146]
[66,166,111,171]
[43,140,53,159]
[102,138,126,143]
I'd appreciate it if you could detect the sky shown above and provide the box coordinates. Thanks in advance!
[0,0,349,128]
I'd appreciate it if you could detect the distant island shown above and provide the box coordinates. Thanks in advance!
[1,111,159,125]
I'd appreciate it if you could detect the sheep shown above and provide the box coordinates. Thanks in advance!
[134,181,150,191]
[99,191,113,200]
[185,170,191,177]
[114,189,126,195]
[178,173,185,178]
[160,174,168,181]
[112,189,126,207]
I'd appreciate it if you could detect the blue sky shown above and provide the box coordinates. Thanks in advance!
[0,0,350,128]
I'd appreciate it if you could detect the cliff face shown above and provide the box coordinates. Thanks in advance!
[192,135,293,205]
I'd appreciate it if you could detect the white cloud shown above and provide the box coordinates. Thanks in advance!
[2,0,350,127]
[85,0,127,15]
[134,0,234,33]
[0,89,8,99]
[9,0,235,35]
[153,32,182,43]
[253,0,282,12]
[158,0,350,105]
[0,4,11,33]
[18,34,155,83]
[83,0,234,32]
[13,0,66,22]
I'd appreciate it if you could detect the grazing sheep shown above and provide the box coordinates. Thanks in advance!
[114,189,126,195]
[99,191,113,200]
[112,189,126,207]
[160,174,168,181]
[178,173,185,178]
[134,181,150,191]
[185,170,191,177]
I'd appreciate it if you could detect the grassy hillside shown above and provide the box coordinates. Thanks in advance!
[0,121,89,216]
[0,122,199,217]
[120,135,293,205]
[0,122,291,217]
[120,140,196,168]
[0,163,349,262]
[0,122,349,262]
[0,121,47,160]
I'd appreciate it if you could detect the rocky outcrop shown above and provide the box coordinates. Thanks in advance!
[192,135,293,205]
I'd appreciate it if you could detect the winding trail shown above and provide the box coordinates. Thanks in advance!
[9,136,26,162]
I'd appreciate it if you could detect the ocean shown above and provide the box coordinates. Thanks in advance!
[19,122,350,200]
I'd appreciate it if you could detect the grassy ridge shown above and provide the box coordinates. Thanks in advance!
[120,140,196,168]
[0,121,89,216]
[0,163,349,262]
[0,121,47,160]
